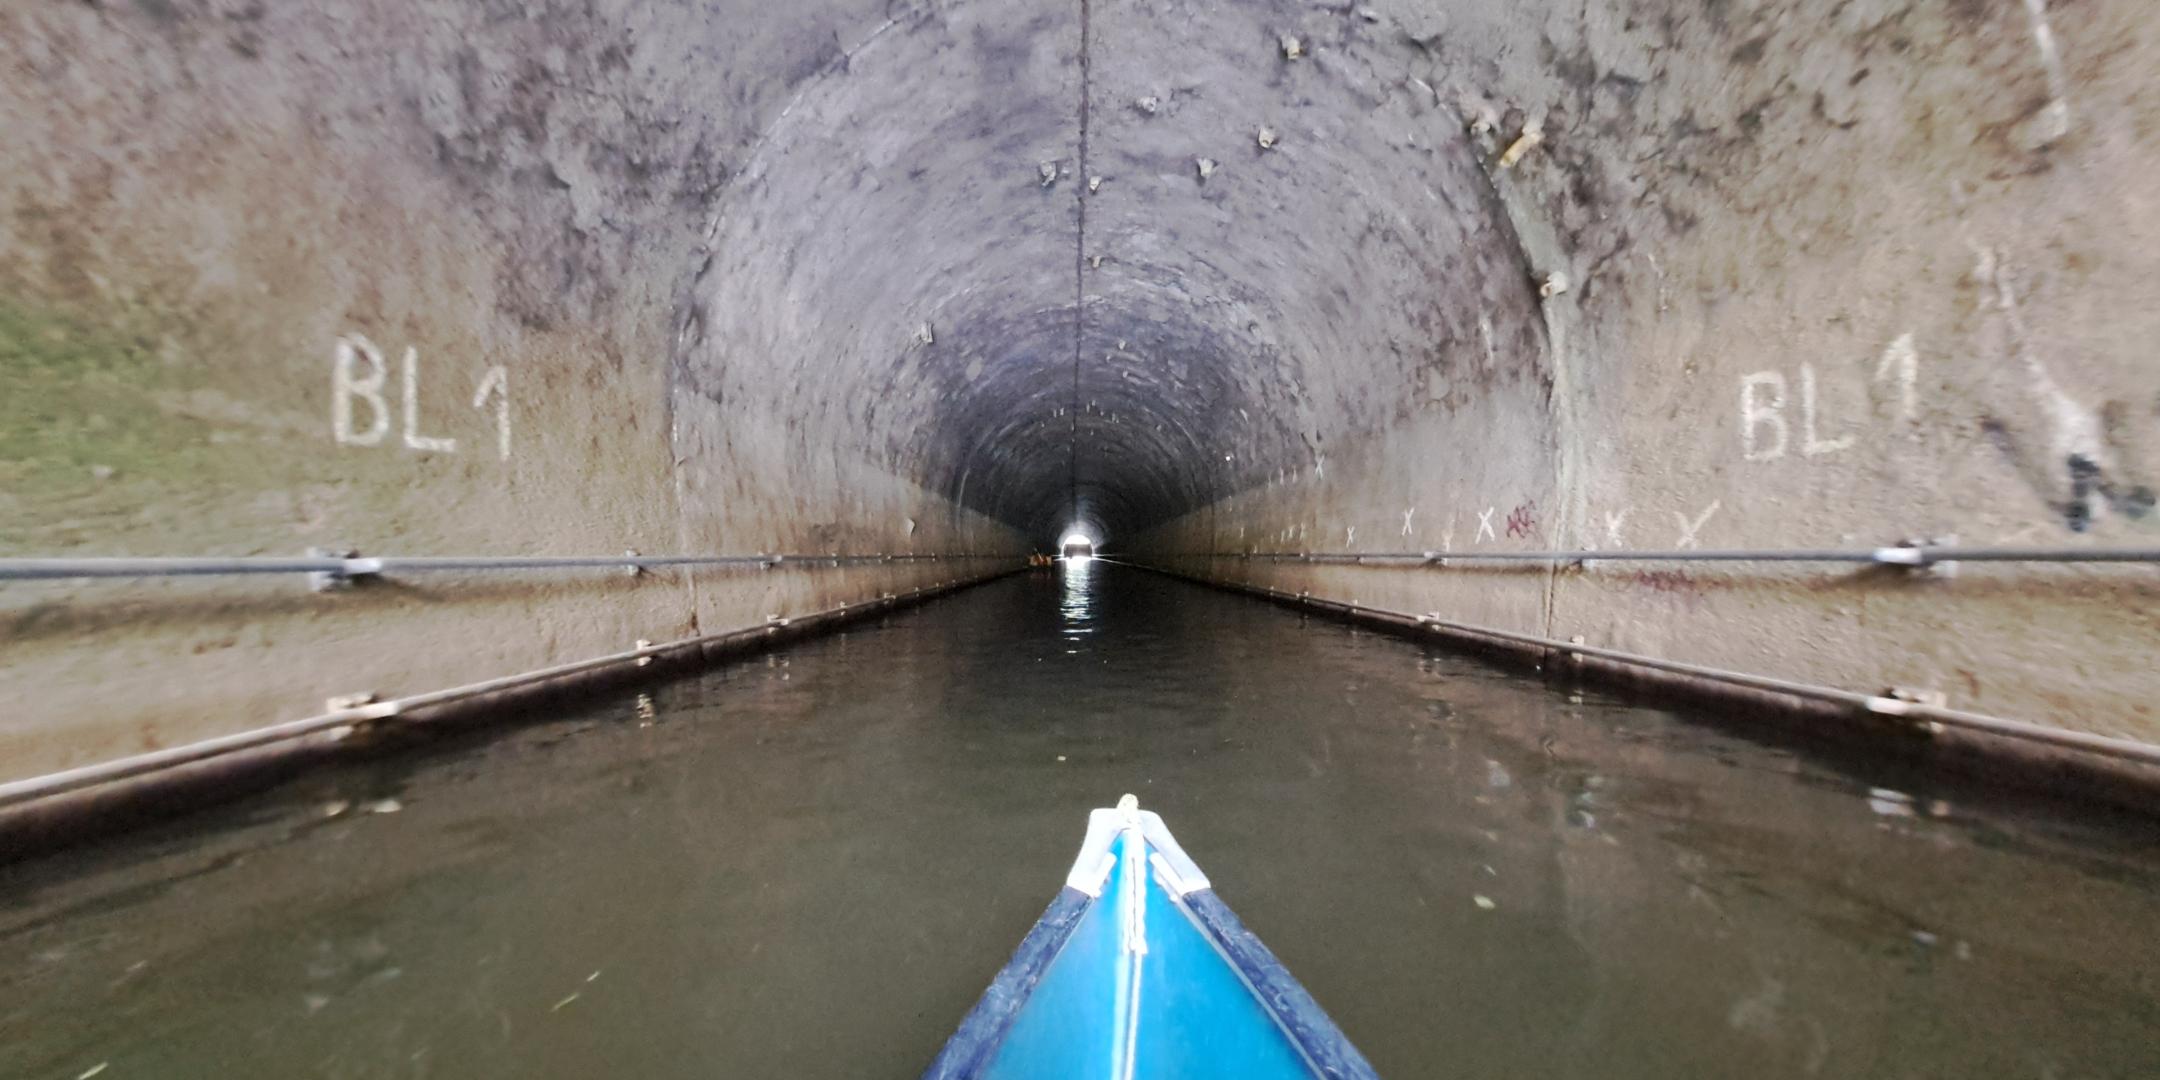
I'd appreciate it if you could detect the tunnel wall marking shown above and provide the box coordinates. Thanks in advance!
[2022,0,2073,145]
[1673,501,1721,550]
[472,365,513,461]
[1877,333,1920,426]
[331,335,513,460]
[1739,335,1923,464]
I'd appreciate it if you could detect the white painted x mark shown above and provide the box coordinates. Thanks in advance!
[1673,501,1720,549]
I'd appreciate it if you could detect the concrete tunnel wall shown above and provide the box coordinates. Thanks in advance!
[3,0,2159,794]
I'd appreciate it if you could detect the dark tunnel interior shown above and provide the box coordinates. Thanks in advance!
[680,1,1549,544]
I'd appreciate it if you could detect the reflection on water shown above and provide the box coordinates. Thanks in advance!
[1059,555,1096,654]
[4,565,2160,1079]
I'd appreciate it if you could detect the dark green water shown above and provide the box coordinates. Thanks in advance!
[5,560,2159,1078]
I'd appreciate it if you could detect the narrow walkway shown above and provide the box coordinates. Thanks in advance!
[4,562,2157,1078]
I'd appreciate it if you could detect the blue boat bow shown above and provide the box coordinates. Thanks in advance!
[926,796,1380,1079]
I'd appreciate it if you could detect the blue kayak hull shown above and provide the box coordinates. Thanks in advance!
[926,800,1379,1079]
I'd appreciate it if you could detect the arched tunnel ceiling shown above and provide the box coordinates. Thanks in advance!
[684,0,1551,542]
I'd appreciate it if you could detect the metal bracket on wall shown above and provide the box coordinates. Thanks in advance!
[1872,536,1958,578]
[307,549,382,593]
[1867,686,1952,737]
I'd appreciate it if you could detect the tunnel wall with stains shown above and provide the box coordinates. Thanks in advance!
[0,1,1028,787]
[4,0,2159,793]
[1137,0,2160,744]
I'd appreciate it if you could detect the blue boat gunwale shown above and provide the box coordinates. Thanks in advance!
[924,797,1381,1080]
[923,884,1096,1080]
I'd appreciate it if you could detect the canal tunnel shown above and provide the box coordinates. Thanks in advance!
[7,0,2160,829]
[7,1,2160,1073]
[7,0,2158,802]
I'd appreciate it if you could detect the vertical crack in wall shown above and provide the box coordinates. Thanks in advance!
[1068,0,1092,533]
[1453,82,1577,645]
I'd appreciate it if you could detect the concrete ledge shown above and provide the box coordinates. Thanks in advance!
[0,568,1020,863]
[1137,562,2160,820]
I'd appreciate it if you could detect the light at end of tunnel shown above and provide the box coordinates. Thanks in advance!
[1059,529,1096,560]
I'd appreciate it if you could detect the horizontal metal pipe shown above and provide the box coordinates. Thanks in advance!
[1192,577,2160,770]
[0,552,1012,581]
[0,577,998,811]
[1180,546,2160,566]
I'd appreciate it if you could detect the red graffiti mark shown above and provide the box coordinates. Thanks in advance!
[1631,570,1693,592]
[1629,570,1702,608]
[1504,501,1539,539]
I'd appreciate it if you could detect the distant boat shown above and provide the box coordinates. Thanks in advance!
[925,796,1380,1079]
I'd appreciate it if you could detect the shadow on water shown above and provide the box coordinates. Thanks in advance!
[4,560,2160,1078]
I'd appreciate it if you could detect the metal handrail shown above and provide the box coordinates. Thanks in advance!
[1175,546,2160,567]
[0,552,1014,582]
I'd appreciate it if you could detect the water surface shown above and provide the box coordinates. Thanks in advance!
[5,560,2159,1077]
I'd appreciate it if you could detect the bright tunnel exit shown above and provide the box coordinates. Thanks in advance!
[1059,531,1095,561]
